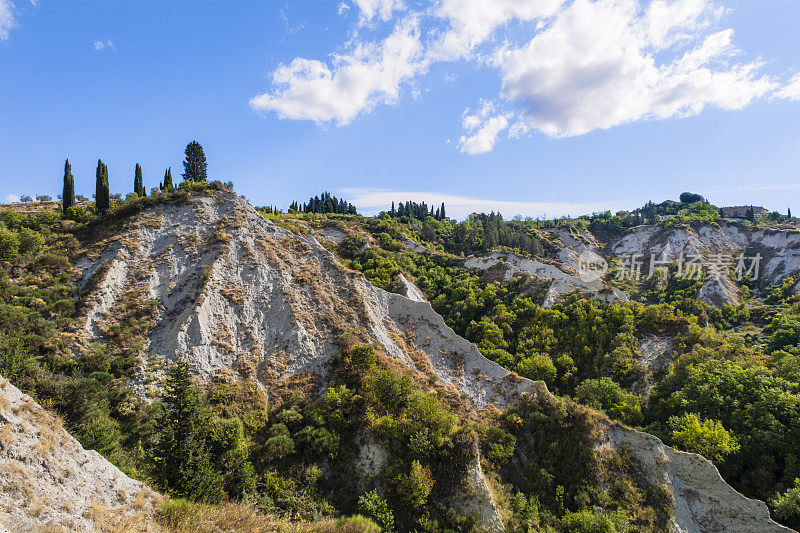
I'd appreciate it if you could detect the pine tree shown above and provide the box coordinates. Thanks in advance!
[134,163,145,197]
[95,159,110,214]
[160,167,174,192]
[182,140,208,182]
[62,159,75,214]
[151,361,225,503]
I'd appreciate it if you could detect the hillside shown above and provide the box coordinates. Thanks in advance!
[0,375,161,532]
[1,188,800,531]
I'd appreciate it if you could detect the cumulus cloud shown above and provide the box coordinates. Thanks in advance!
[93,39,115,51]
[498,0,776,137]
[250,18,425,125]
[4,194,20,203]
[0,0,17,40]
[252,0,799,152]
[776,73,800,102]
[430,0,566,60]
[342,187,630,219]
[458,100,512,154]
[354,0,404,24]
[337,2,350,16]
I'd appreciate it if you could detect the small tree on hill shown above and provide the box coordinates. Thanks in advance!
[440,202,446,220]
[151,360,225,503]
[182,140,208,182]
[95,160,110,214]
[62,159,75,214]
[160,167,174,192]
[679,192,705,204]
[134,163,146,197]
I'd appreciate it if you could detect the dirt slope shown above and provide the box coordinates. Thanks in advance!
[0,376,160,532]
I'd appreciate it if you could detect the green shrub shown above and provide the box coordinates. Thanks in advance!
[771,478,800,529]
[356,490,395,532]
[481,427,517,464]
[561,509,629,532]
[334,515,382,533]
[575,378,643,426]
[211,417,245,453]
[0,227,20,261]
[516,353,557,385]
[263,433,295,461]
[396,460,434,514]
[349,345,377,373]
[16,228,45,255]
[669,413,739,463]
[369,370,413,415]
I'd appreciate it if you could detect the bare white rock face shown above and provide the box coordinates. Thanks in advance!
[68,192,792,532]
[610,223,800,307]
[0,376,160,532]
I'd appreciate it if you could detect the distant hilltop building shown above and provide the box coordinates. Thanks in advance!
[616,210,630,217]
[721,206,768,218]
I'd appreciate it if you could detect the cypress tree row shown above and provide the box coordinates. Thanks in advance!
[62,159,75,214]
[182,140,208,183]
[134,163,146,197]
[160,167,174,192]
[95,159,110,214]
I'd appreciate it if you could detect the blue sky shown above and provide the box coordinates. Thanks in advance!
[1,0,799,219]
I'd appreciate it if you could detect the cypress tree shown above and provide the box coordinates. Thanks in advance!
[789,208,793,219]
[95,159,110,214]
[134,163,145,197]
[182,140,208,182]
[160,167,174,192]
[151,361,225,503]
[440,203,446,220]
[62,159,75,214]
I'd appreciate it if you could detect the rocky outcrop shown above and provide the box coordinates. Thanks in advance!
[0,376,160,532]
[398,273,426,303]
[610,223,800,306]
[463,251,627,308]
[446,456,504,533]
[603,424,791,532]
[73,192,539,408]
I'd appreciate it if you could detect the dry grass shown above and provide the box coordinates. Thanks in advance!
[159,500,379,533]
[90,501,160,533]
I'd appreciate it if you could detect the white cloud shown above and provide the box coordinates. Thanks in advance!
[250,18,425,125]
[252,0,798,152]
[354,0,404,24]
[4,194,20,203]
[430,0,566,60]
[776,73,800,102]
[0,0,17,40]
[94,39,115,51]
[337,2,350,16]
[497,0,776,138]
[458,100,511,154]
[342,187,634,219]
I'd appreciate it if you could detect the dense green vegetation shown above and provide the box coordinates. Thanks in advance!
[306,207,800,526]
